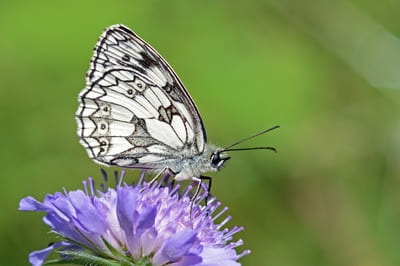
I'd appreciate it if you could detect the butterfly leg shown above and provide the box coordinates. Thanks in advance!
[200,176,212,206]
[140,167,173,193]
[148,166,172,186]
[190,176,212,218]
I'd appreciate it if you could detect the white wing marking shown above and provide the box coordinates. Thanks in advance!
[105,137,134,155]
[143,88,162,108]
[145,119,183,148]
[186,122,195,143]
[78,99,97,117]
[146,66,170,86]
[111,69,134,82]
[150,86,170,108]
[78,118,134,137]
[138,154,165,163]
[106,120,135,136]
[100,91,154,118]
[79,137,100,157]
[134,94,159,118]
[171,115,186,143]
[108,159,135,167]
[77,118,96,137]
[147,144,173,154]
[174,101,194,130]
[79,100,134,122]
[101,103,134,121]
[81,87,103,99]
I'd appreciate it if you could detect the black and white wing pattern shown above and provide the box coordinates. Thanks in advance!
[76,24,207,170]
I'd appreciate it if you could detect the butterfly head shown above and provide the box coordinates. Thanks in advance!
[208,126,280,171]
[210,150,230,170]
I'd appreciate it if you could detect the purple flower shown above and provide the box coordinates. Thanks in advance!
[19,171,250,265]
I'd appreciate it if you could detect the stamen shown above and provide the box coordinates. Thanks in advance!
[88,177,95,196]
[182,185,193,198]
[118,170,125,186]
[150,180,159,190]
[212,206,228,221]
[228,239,243,248]
[138,170,146,185]
[224,226,244,240]
[101,168,108,182]
[169,183,180,196]
[203,200,220,217]
[237,250,251,260]
[114,171,119,185]
[217,215,232,229]
[82,180,88,195]
[194,190,208,204]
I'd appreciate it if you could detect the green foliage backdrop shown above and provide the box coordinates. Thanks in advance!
[1,0,400,265]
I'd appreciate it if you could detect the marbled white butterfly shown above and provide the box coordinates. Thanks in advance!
[76,24,278,190]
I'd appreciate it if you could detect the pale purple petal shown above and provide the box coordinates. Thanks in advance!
[29,242,68,266]
[153,229,198,265]
[68,190,108,234]
[126,204,158,257]
[19,196,50,212]
[141,228,158,256]
[169,255,202,266]
[116,185,137,235]
[43,211,91,247]
[197,247,241,266]
[49,194,75,219]
[134,204,156,234]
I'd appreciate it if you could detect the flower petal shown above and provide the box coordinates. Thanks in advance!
[116,185,141,257]
[153,229,198,265]
[44,211,92,247]
[116,185,137,235]
[135,204,157,234]
[49,194,75,219]
[169,255,202,266]
[68,190,108,234]
[196,247,240,266]
[19,196,50,212]
[29,242,68,266]
[141,228,157,256]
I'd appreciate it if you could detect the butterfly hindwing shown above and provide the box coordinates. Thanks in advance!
[76,24,207,169]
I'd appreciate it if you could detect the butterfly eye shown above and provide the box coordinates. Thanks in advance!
[210,153,221,168]
[210,152,230,169]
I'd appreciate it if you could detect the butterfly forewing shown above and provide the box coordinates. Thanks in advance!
[76,24,207,169]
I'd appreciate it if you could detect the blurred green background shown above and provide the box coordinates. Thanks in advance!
[2,0,400,265]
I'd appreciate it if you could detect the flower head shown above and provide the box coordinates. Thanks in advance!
[19,171,250,265]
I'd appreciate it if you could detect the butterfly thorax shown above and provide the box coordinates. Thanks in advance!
[171,144,227,181]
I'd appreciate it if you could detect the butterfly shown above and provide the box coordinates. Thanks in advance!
[76,24,278,190]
